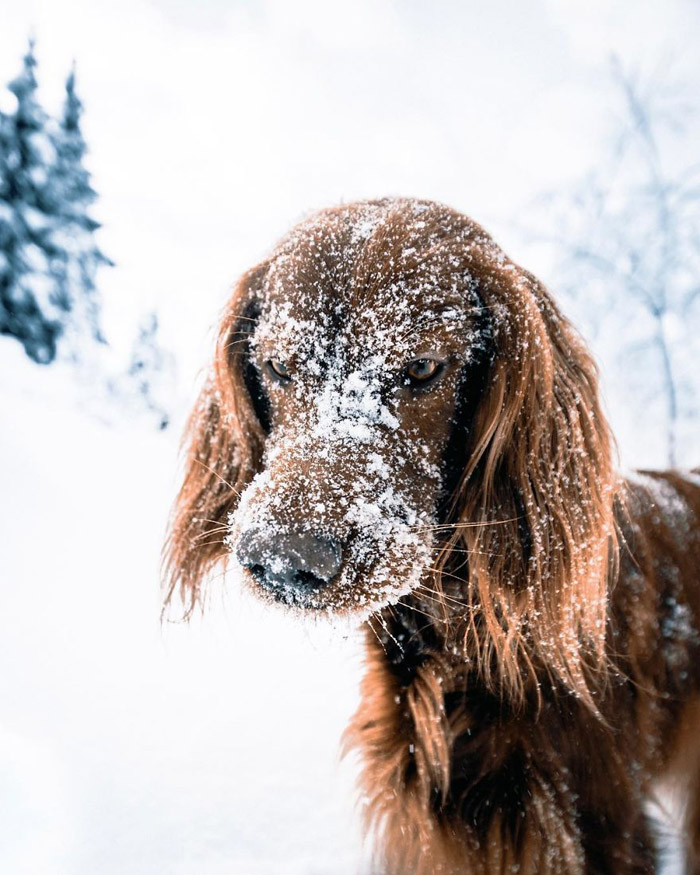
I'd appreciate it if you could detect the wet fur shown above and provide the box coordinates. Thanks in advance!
[164,199,700,874]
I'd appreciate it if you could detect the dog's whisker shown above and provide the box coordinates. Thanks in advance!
[425,565,469,585]
[193,516,233,527]
[192,527,229,542]
[401,617,443,645]
[432,545,502,557]
[408,517,522,531]
[393,597,442,624]
[375,613,405,654]
[417,582,472,612]
[366,616,388,656]
[410,588,452,624]
[193,538,227,549]
[223,338,251,352]
[194,459,241,496]
[417,593,471,622]
[191,528,230,547]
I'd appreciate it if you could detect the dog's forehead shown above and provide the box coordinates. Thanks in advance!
[256,205,475,365]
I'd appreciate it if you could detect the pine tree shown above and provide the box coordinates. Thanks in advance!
[48,64,111,352]
[0,39,61,364]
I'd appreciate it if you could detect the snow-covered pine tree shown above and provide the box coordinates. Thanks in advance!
[0,39,62,364]
[47,64,112,355]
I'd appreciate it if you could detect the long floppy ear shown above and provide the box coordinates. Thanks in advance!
[163,263,269,616]
[440,234,618,708]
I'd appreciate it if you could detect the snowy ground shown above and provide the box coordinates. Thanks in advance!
[0,342,688,875]
[0,345,368,875]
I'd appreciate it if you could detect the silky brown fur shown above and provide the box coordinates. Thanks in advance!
[164,198,700,873]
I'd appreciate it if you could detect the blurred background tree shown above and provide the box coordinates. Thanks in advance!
[530,60,700,466]
[108,312,175,431]
[0,38,62,363]
[0,38,173,427]
[0,40,111,365]
[47,64,113,357]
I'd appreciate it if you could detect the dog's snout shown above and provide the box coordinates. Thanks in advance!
[236,528,343,595]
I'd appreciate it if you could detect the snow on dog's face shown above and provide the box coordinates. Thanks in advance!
[226,201,487,617]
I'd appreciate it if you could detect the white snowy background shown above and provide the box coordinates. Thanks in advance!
[1,1,699,872]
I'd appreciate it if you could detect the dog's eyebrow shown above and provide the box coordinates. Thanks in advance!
[399,302,469,335]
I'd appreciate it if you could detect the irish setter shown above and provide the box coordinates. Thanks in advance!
[165,198,700,874]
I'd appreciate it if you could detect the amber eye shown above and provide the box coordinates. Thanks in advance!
[405,358,443,384]
[266,359,291,381]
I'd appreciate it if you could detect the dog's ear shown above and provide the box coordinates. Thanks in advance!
[163,263,269,616]
[442,239,617,707]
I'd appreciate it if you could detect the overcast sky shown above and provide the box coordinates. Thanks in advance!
[2,0,700,396]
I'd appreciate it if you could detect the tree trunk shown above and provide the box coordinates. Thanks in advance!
[654,315,678,467]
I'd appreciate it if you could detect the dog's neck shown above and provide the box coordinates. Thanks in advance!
[372,593,552,708]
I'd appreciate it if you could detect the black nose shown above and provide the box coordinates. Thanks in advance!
[236,528,343,596]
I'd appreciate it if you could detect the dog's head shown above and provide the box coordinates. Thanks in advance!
[165,198,616,699]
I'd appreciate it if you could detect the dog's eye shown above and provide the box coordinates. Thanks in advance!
[266,359,291,382]
[405,358,443,385]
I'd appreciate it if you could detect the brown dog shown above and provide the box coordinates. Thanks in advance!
[165,198,700,874]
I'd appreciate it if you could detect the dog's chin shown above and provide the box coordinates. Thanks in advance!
[239,561,425,625]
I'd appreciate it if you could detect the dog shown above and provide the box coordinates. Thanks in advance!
[165,198,700,874]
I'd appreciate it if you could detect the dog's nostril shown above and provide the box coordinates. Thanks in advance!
[236,528,343,592]
[248,563,268,584]
[292,569,328,589]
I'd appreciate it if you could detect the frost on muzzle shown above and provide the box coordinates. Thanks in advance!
[228,342,444,617]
